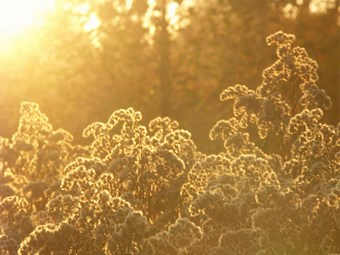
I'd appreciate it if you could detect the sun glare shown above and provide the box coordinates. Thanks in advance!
[0,0,54,38]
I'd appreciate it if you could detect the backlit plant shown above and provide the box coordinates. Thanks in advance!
[0,32,338,255]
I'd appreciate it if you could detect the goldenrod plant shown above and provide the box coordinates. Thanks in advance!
[0,32,338,255]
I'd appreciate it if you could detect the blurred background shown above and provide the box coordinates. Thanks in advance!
[0,0,338,152]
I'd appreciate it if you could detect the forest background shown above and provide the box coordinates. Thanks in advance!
[0,0,338,152]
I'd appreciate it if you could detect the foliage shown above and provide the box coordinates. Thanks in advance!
[0,32,339,255]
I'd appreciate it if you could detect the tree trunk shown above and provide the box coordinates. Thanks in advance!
[159,0,172,117]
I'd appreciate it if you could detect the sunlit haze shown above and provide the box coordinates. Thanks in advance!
[0,0,54,51]
[0,0,54,36]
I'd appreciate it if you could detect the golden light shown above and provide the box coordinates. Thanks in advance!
[0,0,54,39]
